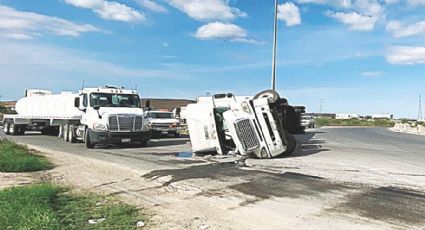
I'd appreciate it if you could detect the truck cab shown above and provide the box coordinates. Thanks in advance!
[144,111,181,137]
[186,90,296,158]
[75,86,151,148]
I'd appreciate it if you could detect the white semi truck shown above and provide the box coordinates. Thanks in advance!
[186,90,297,159]
[2,86,151,148]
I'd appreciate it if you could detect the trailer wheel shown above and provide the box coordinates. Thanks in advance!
[3,123,10,135]
[9,122,18,136]
[69,125,77,143]
[63,125,70,142]
[253,90,280,103]
[18,125,26,135]
[85,128,95,149]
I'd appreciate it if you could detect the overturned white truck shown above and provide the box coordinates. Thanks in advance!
[2,86,151,148]
[186,90,297,158]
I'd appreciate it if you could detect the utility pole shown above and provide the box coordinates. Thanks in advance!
[271,0,278,91]
[418,95,423,121]
[319,98,323,115]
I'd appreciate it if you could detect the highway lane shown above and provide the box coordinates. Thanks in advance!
[3,127,425,229]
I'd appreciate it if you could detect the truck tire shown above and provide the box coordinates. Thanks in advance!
[18,125,26,135]
[282,133,296,156]
[138,140,148,147]
[69,125,77,143]
[253,90,280,103]
[84,128,95,149]
[3,123,10,135]
[9,122,18,136]
[63,124,69,142]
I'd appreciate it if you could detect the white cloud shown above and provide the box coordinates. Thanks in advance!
[166,0,246,21]
[64,0,145,22]
[361,71,382,77]
[387,46,425,65]
[195,22,246,40]
[0,5,100,39]
[278,2,302,26]
[137,0,168,13]
[325,11,378,31]
[386,20,425,37]
[407,0,425,6]
[383,0,399,4]
[296,0,352,8]
[354,0,383,16]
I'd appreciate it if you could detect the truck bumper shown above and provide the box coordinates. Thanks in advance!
[90,130,152,144]
[151,127,180,135]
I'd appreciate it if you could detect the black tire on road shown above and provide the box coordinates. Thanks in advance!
[138,140,148,147]
[3,123,10,135]
[253,89,280,103]
[63,124,69,142]
[69,125,77,143]
[18,125,26,135]
[9,122,18,136]
[85,128,95,149]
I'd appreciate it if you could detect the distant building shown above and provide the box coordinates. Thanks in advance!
[303,113,336,119]
[140,98,195,111]
[336,113,360,120]
[371,113,393,120]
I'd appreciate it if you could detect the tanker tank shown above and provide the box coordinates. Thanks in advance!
[15,93,82,118]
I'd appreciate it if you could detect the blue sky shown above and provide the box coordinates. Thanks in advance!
[0,0,424,118]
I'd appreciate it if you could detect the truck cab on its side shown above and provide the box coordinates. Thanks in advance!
[186,90,296,159]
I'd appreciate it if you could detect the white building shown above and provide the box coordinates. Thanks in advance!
[336,113,360,120]
[371,113,393,119]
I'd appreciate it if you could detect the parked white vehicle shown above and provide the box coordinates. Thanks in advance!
[301,115,315,128]
[186,90,296,159]
[2,86,151,148]
[144,111,180,137]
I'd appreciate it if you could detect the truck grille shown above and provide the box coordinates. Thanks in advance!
[234,119,260,151]
[109,115,143,132]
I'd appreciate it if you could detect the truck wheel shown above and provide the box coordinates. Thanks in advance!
[18,125,26,135]
[138,140,148,147]
[85,128,95,149]
[69,125,77,143]
[253,90,280,103]
[63,124,69,142]
[282,133,296,156]
[3,123,10,135]
[9,123,18,136]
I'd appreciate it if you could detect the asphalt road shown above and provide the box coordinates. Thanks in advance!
[4,127,425,229]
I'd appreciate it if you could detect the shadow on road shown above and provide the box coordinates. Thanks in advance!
[291,131,329,157]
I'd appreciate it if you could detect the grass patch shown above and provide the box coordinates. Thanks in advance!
[0,183,143,229]
[0,139,53,172]
[316,118,395,127]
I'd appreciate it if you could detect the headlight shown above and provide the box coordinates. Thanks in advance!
[93,123,107,131]
[241,102,251,114]
[143,123,152,131]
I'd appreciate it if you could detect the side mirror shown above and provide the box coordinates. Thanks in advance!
[145,99,151,109]
[93,106,100,110]
[74,97,80,108]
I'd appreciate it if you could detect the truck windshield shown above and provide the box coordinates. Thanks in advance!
[90,93,140,108]
[147,112,173,118]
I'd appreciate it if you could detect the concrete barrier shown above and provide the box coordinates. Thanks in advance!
[393,123,425,136]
